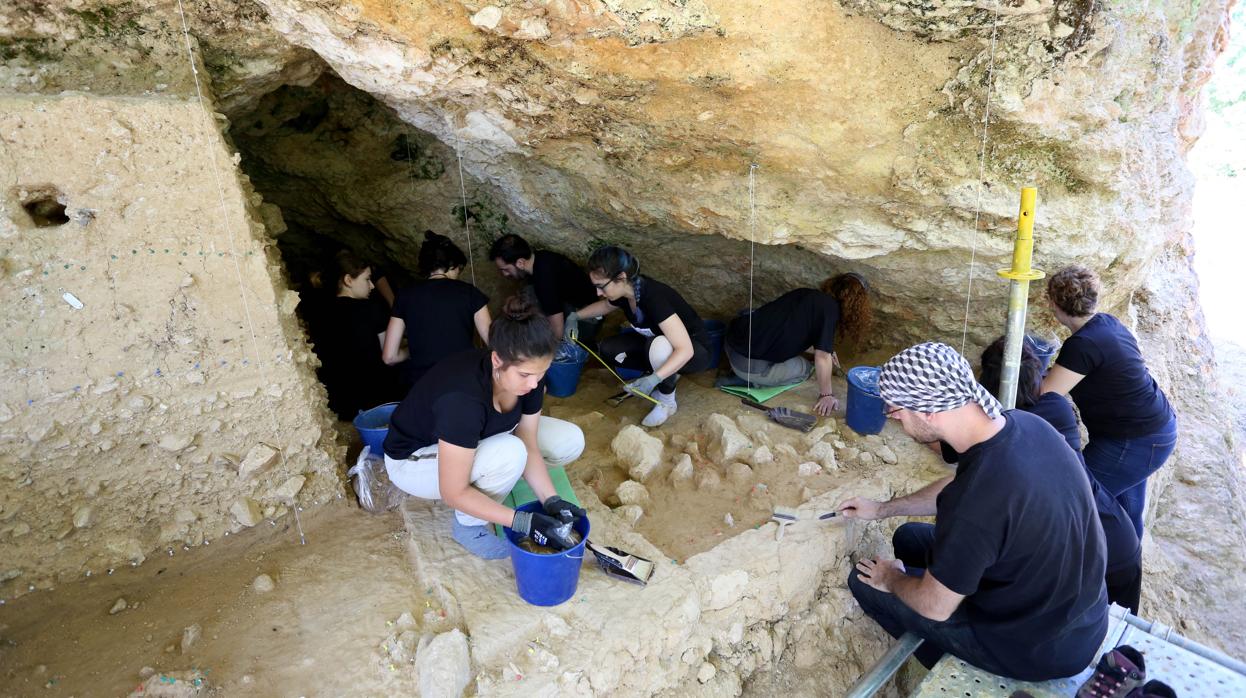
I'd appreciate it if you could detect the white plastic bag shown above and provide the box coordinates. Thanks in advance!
[347,446,404,513]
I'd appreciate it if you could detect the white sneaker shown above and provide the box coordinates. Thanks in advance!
[642,391,677,427]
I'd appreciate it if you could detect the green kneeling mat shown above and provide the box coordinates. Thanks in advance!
[718,378,807,404]
[505,466,580,509]
[495,467,581,539]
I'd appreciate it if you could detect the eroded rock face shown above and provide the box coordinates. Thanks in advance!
[218,0,1224,347]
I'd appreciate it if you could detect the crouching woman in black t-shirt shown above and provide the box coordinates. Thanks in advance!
[573,246,712,428]
[380,295,586,560]
[1041,265,1177,539]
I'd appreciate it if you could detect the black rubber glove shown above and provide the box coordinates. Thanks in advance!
[511,511,578,550]
[542,496,586,524]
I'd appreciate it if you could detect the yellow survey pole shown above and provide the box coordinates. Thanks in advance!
[995,187,1045,410]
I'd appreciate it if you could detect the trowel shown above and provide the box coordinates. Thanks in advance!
[741,398,817,432]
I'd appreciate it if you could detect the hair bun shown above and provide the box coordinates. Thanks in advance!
[501,293,537,322]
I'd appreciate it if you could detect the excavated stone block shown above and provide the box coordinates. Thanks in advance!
[726,462,754,484]
[696,470,721,492]
[670,454,694,484]
[615,480,650,506]
[238,444,280,480]
[272,475,306,502]
[808,441,838,471]
[416,629,471,698]
[615,504,644,526]
[750,445,774,467]
[230,498,263,527]
[612,425,664,482]
[704,414,752,463]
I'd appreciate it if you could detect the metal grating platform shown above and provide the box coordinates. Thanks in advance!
[914,605,1246,697]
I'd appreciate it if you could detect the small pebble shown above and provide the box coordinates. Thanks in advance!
[252,574,275,593]
[109,597,127,615]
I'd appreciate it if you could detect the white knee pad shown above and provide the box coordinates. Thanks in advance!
[648,336,674,370]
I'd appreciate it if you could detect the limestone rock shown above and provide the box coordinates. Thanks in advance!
[669,454,694,484]
[252,574,275,593]
[238,443,280,479]
[416,629,471,698]
[158,433,194,452]
[697,662,717,683]
[877,445,898,465]
[230,498,263,527]
[272,475,306,502]
[109,597,128,614]
[797,461,821,477]
[726,462,754,484]
[470,5,503,30]
[858,452,876,467]
[73,505,94,528]
[750,445,774,467]
[180,624,201,654]
[615,504,644,526]
[774,444,800,461]
[684,441,701,459]
[704,414,751,463]
[696,470,721,492]
[807,441,838,471]
[611,425,664,482]
[615,481,650,506]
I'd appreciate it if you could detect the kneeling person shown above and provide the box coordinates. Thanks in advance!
[724,273,871,416]
[838,342,1107,681]
[382,295,587,559]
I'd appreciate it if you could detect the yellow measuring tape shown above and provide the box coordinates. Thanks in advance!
[571,336,661,405]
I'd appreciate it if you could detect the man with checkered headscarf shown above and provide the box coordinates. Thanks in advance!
[836,342,1109,682]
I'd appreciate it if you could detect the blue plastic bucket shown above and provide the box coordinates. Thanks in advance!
[846,367,886,435]
[353,402,398,455]
[1025,333,1060,373]
[704,319,726,369]
[505,501,590,606]
[546,343,589,398]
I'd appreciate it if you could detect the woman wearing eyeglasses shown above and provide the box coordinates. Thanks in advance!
[570,246,711,427]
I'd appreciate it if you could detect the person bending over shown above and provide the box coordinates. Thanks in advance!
[489,233,598,342]
[1041,265,1177,539]
[838,342,1108,681]
[573,246,712,427]
[384,231,491,390]
[721,273,872,416]
[971,337,1141,613]
[381,294,586,559]
[320,250,404,420]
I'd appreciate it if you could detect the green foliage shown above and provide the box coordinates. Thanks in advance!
[451,198,509,242]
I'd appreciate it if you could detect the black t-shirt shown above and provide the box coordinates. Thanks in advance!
[1055,313,1173,438]
[391,278,488,370]
[320,296,397,419]
[383,349,545,459]
[609,276,708,345]
[726,288,840,361]
[930,411,1107,680]
[532,250,596,316]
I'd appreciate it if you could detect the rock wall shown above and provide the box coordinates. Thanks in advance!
[0,85,343,596]
[224,0,1228,348]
